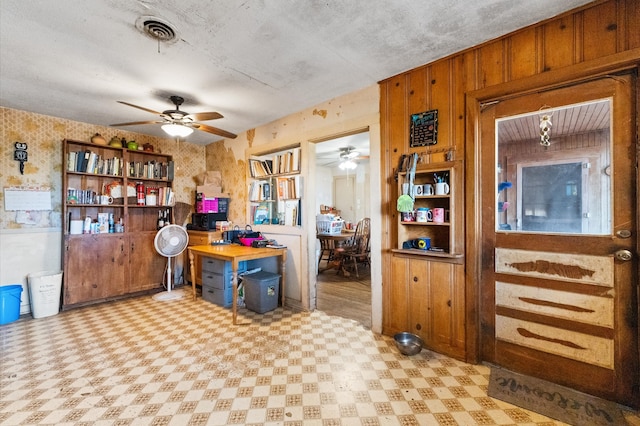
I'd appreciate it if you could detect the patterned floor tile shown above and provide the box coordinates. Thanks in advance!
[0,292,612,425]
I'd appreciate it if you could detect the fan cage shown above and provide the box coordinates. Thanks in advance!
[154,225,188,257]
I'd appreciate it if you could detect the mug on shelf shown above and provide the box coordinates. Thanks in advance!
[422,184,434,195]
[99,195,113,205]
[145,194,157,206]
[435,182,450,195]
[415,207,432,223]
[432,207,445,223]
[401,210,416,222]
[413,185,423,196]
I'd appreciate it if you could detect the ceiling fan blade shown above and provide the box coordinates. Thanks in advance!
[117,101,162,115]
[110,120,162,127]
[193,123,237,139]
[186,111,223,121]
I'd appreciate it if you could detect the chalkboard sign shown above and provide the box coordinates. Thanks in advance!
[410,110,438,147]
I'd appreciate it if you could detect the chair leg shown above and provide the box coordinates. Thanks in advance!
[353,257,359,278]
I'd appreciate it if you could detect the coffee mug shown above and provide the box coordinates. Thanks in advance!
[401,211,415,222]
[435,182,449,195]
[416,207,432,223]
[423,184,434,195]
[433,207,445,223]
[414,185,423,196]
[100,195,113,205]
[145,194,157,206]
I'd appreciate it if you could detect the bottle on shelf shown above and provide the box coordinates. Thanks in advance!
[157,210,165,230]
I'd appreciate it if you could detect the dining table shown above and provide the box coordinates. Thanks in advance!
[316,231,354,273]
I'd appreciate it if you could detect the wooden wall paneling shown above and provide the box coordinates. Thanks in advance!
[507,27,539,81]
[542,15,576,72]
[429,60,452,163]
[382,0,640,365]
[407,67,428,115]
[582,1,620,61]
[477,39,505,89]
[625,0,640,49]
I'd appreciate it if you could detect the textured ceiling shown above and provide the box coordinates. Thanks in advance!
[0,0,593,145]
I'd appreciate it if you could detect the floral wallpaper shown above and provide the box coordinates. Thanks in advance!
[0,107,207,230]
[205,140,247,226]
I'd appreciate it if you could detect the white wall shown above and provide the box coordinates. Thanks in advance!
[0,228,62,315]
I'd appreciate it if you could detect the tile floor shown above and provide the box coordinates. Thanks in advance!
[0,290,593,425]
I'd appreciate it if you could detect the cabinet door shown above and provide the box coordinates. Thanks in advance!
[408,259,431,343]
[129,233,165,292]
[64,235,127,305]
[385,256,411,334]
[428,261,454,349]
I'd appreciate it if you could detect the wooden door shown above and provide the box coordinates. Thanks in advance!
[479,75,638,406]
[64,235,127,306]
[333,175,356,222]
[128,233,165,292]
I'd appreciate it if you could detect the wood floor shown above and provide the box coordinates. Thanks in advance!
[316,262,371,328]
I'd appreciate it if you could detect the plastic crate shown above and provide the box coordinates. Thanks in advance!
[202,284,232,307]
[243,271,280,314]
[317,220,343,235]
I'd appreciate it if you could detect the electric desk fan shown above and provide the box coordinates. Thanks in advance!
[153,224,189,301]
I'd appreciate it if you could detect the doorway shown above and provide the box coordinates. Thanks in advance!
[478,75,638,406]
[312,131,372,328]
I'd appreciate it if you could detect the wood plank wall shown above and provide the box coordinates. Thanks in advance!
[379,0,640,361]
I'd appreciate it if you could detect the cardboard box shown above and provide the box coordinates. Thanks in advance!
[196,185,229,198]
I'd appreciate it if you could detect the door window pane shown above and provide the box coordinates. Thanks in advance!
[496,100,611,234]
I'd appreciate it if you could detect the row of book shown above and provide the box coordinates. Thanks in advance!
[67,150,123,176]
[249,175,302,202]
[128,160,174,180]
[67,150,174,181]
[249,147,301,177]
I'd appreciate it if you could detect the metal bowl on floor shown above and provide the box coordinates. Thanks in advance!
[394,332,424,356]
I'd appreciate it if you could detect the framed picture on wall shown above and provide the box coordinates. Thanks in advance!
[410,109,438,147]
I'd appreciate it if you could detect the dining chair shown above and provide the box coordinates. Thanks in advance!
[337,217,371,278]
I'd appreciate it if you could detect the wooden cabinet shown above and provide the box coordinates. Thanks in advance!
[63,235,127,305]
[388,163,466,360]
[185,230,222,286]
[386,253,465,359]
[62,139,174,308]
[396,165,458,255]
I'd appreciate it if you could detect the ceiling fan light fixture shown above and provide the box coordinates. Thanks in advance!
[162,123,193,138]
[339,159,357,170]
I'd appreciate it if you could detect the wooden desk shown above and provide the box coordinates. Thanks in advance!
[187,244,287,325]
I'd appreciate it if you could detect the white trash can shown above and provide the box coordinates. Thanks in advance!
[28,270,63,319]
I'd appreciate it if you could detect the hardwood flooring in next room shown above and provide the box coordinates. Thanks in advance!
[316,267,371,329]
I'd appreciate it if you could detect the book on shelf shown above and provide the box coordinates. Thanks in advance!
[249,181,273,202]
[253,203,270,225]
[249,147,301,177]
[68,150,123,175]
[283,199,300,226]
[276,175,301,200]
[127,160,172,180]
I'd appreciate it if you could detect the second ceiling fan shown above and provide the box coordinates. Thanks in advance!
[111,95,237,139]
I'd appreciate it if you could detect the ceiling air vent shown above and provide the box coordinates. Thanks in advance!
[135,16,179,44]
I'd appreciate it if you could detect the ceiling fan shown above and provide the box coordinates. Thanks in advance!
[317,146,369,168]
[110,95,237,139]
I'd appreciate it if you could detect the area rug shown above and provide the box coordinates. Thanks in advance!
[488,365,631,426]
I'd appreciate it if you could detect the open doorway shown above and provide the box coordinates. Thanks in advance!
[312,130,372,328]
